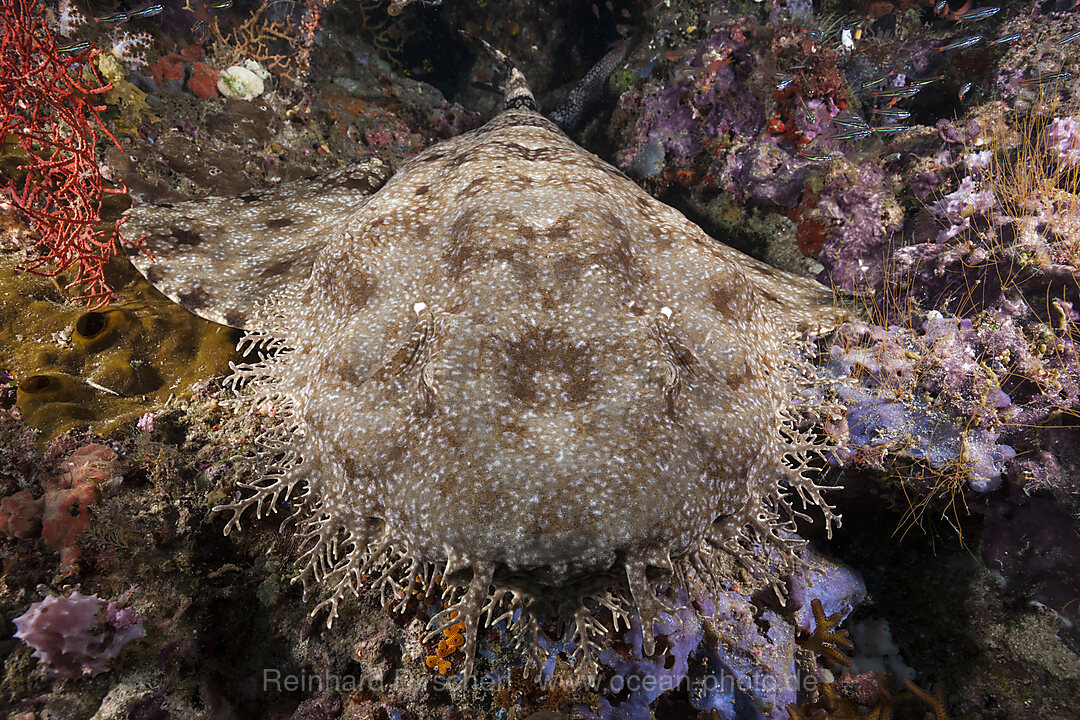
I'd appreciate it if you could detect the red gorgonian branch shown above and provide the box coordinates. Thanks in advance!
[1,0,142,306]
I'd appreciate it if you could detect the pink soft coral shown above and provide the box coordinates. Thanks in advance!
[44,443,118,573]
[0,443,119,574]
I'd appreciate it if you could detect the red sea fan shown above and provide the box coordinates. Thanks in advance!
[0,0,141,306]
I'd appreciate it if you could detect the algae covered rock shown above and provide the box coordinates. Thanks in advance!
[0,248,238,442]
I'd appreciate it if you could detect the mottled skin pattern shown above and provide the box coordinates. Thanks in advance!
[550,44,629,129]
[125,163,393,328]
[124,67,840,682]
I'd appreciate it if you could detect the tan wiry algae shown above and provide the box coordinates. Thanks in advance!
[123,66,843,681]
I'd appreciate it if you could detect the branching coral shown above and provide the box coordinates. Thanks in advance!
[787,674,911,720]
[205,0,298,83]
[50,0,152,68]
[788,601,982,720]
[903,680,983,720]
[0,0,140,305]
[798,598,854,668]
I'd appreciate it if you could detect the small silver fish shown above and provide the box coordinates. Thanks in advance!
[96,11,130,22]
[954,7,1000,22]
[938,35,982,52]
[988,32,1021,46]
[131,4,164,17]
[833,116,870,128]
[871,108,911,119]
[57,40,92,53]
[871,86,921,99]
[871,125,909,134]
[826,127,873,141]
[1051,29,1080,47]
[908,74,945,87]
[1019,70,1074,86]
[958,81,972,100]
[861,71,894,89]
[798,149,834,162]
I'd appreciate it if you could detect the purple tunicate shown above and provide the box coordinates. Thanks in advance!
[13,591,145,678]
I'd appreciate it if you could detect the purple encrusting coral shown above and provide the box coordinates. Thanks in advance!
[570,549,864,720]
[13,591,146,678]
[613,23,764,182]
[825,315,1017,492]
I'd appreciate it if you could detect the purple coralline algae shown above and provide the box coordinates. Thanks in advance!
[929,175,997,240]
[13,591,146,678]
[991,9,1080,102]
[804,67,1080,671]
[726,136,813,209]
[812,163,904,292]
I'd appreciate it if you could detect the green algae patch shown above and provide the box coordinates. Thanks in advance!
[0,247,239,443]
[95,54,159,136]
[102,79,158,137]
